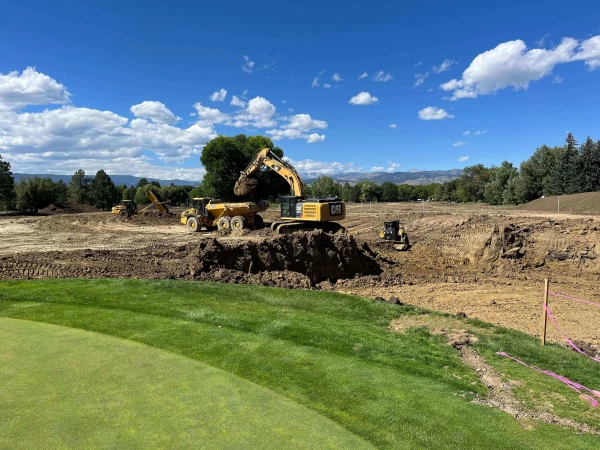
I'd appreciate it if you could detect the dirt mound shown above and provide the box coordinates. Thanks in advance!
[192,231,381,284]
[519,192,600,215]
[122,213,181,226]
[39,202,102,214]
[233,176,258,196]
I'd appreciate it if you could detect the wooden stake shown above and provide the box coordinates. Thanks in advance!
[541,278,549,345]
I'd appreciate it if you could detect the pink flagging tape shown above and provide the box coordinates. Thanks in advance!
[497,352,600,408]
[545,290,600,309]
[544,304,600,364]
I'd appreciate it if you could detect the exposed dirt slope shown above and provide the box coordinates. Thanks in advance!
[519,192,600,215]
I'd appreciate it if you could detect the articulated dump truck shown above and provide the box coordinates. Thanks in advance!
[181,198,268,232]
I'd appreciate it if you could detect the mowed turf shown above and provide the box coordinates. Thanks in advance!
[0,318,373,450]
[1,279,599,449]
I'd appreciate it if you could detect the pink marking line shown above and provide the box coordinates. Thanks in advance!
[497,352,600,408]
[544,304,600,364]
[545,290,600,309]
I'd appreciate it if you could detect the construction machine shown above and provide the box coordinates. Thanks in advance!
[181,198,268,232]
[380,220,410,251]
[234,148,346,234]
[111,190,173,218]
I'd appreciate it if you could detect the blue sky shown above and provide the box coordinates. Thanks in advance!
[0,0,599,180]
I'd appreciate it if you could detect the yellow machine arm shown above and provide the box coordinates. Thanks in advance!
[235,148,306,198]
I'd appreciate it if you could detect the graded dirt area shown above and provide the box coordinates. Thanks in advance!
[1,202,599,347]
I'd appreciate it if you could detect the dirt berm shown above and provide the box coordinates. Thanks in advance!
[192,231,381,284]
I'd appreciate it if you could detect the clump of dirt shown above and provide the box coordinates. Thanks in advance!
[479,224,527,262]
[233,176,258,196]
[39,202,102,214]
[191,230,381,284]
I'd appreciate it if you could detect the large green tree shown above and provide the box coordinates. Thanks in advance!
[310,176,341,198]
[381,182,399,202]
[0,154,15,210]
[15,177,57,212]
[483,161,518,205]
[200,135,290,202]
[68,169,91,204]
[456,164,492,203]
[578,137,600,192]
[89,170,120,210]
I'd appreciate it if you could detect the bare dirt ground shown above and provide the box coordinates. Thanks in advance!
[1,202,599,346]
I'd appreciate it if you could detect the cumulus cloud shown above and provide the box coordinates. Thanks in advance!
[242,55,255,73]
[311,77,320,87]
[462,130,471,136]
[373,71,393,82]
[371,166,384,172]
[389,123,397,128]
[432,59,455,73]
[209,88,227,102]
[230,95,246,107]
[324,83,332,89]
[349,92,379,105]
[552,75,563,84]
[332,73,343,82]
[474,130,488,135]
[440,35,600,100]
[453,141,466,147]
[386,161,400,172]
[0,67,71,111]
[358,71,368,79]
[307,133,325,143]
[193,102,231,124]
[418,106,454,120]
[283,158,361,177]
[458,156,470,162]
[130,101,180,124]
[231,96,277,128]
[415,60,423,67]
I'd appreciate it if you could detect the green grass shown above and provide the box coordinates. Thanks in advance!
[0,279,599,449]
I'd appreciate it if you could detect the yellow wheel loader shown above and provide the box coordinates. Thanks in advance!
[181,198,267,232]
[234,148,346,234]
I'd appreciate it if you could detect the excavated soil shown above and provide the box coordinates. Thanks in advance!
[1,201,600,346]
[38,202,103,214]
[233,177,258,196]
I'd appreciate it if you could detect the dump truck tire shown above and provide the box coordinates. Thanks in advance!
[217,217,231,230]
[119,210,128,218]
[186,217,200,232]
[231,216,246,230]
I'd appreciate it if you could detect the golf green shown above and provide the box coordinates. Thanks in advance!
[0,317,373,450]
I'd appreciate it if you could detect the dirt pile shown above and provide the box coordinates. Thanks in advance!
[39,202,102,214]
[191,231,381,284]
[233,176,258,196]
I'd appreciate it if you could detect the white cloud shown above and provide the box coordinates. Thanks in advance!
[324,83,332,89]
[414,72,429,87]
[358,71,368,79]
[130,101,180,124]
[458,156,470,162]
[432,59,455,73]
[462,130,471,136]
[373,71,393,82]
[311,77,320,87]
[349,92,379,105]
[418,106,454,120]
[193,102,231,124]
[474,130,488,135]
[242,55,255,73]
[552,75,563,84]
[389,123,397,128]
[307,133,325,143]
[288,107,294,112]
[415,60,423,67]
[284,114,327,132]
[453,141,466,147]
[231,96,277,128]
[440,35,600,100]
[242,89,248,99]
[284,157,360,176]
[386,161,400,172]
[0,67,71,111]
[332,73,343,82]
[281,99,287,104]
[371,166,384,172]
[319,69,326,76]
[209,88,227,102]
[230,95,246,108]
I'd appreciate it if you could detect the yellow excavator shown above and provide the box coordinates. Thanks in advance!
[111,190,172,218]
[234,148,346,233]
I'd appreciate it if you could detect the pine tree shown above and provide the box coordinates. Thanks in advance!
[592,141,600,191]
[89,170,120,210]
[578,137,596,192]
[68,169,91,204]
[0,154,15,210]
[563,133,580,194]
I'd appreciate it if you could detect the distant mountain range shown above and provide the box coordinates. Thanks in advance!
[14,168,462,188]
[304,169,463,186]
[13,173,201,187]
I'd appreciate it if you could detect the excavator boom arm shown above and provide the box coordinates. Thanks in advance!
[235,148,305,198]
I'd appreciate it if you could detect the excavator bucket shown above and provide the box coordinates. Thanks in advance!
[146,190,172,216]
